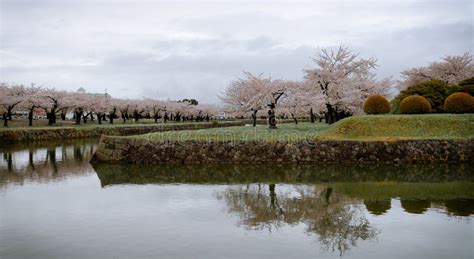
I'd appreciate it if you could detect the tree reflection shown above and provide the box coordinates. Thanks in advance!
[0,139,98,188]
[218,184,378,256]
[94,163,474,219]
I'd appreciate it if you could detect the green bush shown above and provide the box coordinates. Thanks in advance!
[392,80,453,113]
[452,77,474,96]
[400,95,432,114]
[364,95,391,114]
[444,92,474,113]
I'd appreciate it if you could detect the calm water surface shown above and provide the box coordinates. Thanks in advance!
[1,139,473,259]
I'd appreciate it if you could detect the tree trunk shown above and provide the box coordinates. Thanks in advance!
[133,111,139,122]
[110,112,114,124]
[97,113,102,124]
[28,107,34,126]
[3,113,8,127]
[47,107,56,125]
[75,111,82,125]
[268,104,277,129]
[7,109,13,121]
[291,113,298,124]
[251,110,257,127]
[325,104,335,124]
[310,108,315,123]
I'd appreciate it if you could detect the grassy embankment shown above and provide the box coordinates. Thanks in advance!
[0,119,226,131]
[134,114,474,142]
[0,120,247,142]
[317,114,474,141]
[134,122,330,142]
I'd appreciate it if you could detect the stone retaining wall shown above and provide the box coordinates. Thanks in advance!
[0,121,246,143]
[92,136,474,164]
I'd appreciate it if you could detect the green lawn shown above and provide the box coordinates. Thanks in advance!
[4,114,473,141]
[0,119,228,132]
[316,114,474,141]
[136,114,474,142]
[135,122,331,142]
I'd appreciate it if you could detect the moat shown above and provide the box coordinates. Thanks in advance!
[1,139,473,258]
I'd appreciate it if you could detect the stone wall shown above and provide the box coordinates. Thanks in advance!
[92,136,474,164]
[0,121,245,143]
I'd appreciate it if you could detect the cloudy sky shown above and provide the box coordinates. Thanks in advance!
[1,0,473,103]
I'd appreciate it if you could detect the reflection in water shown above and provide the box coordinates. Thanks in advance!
[217,184,377,256]
[400,199,431,214]
[92,162,474,255]
[92,163,474,219]
[0,139,98,188]
[444,199,474,216]
[1,140,473,258]
[93,163,474,186]
[364,199,391,215]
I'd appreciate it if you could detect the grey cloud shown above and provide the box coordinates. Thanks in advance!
[1,0,473,104]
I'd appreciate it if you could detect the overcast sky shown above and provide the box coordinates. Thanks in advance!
[1,0,473,103]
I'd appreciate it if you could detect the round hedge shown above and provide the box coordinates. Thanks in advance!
[364,95,391,114]
[444,92,474,113]
[399,95,432,114]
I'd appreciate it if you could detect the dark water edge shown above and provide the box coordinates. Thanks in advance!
[1,139,473,259]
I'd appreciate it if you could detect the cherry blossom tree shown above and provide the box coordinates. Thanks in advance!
[117,99,131,123]
[2,81,225,127]
[91,95,110,124]
[142,98,162,123]
[167,101,189,122]
[0,83,26,127]
[106,98,122,124]
[41,88,69,125]
[129,100,146,122]
[22,84,46,126]
[160,101,174,123]
[279,81,325,124]
[265,79,286,129]
[64,92,91,125]
[398,53,474,91]
[220,72,279,127]
[304,46,391,124]
[190,104,219,121]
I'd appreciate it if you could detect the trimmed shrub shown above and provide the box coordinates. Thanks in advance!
[444,92,474,113]
[400,95,432,114]
[364,95,391,114]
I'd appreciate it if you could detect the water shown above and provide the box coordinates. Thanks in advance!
[1,139,473,259]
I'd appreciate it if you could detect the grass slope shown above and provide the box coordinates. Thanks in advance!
[0,120,229,132]
[135,122,330,142]
[317,114,474,141]
[137,114,473,142]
